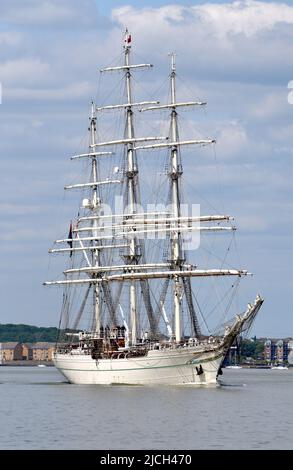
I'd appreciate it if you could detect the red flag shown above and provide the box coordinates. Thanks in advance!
[124,33,132,45]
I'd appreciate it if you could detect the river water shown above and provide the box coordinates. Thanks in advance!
[0,366,292,450]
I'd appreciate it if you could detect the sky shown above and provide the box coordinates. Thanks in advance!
[1,0,293,337]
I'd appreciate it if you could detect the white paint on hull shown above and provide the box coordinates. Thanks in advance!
[54,346,224,385]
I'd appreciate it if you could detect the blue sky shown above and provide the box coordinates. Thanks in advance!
[1,0,293,338]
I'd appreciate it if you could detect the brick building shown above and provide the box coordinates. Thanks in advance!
[0,342,55,363]
[0,342,23,362]
[29,342,55,361]
[264,338,291,364]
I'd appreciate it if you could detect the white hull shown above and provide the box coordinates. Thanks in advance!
[54,296,264,386]
[54,346,224,385]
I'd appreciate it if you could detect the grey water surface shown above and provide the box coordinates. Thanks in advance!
[0,366,292,450]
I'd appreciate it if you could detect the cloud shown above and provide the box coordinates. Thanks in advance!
[5,81,94,101]
[250,91,290,120]
[111,1,293,85]
[0,227,42,242]
[0,58,50,85]
[0,3,110,102]
[0,0,101,28]
[0,203,41,216]
[216,120,249,158]
[112,1,293,39]
[193,0,293,38]
[0,31,24,46]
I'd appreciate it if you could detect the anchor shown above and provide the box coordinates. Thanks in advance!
[196,364,204,375]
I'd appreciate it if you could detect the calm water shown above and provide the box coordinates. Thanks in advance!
[0,366,292,450]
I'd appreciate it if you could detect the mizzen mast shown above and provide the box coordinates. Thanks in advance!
[138,53,215,342]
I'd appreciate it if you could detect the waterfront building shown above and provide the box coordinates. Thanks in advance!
[0,342,23,362]
[264,340,273,362]
[28,342,55,361]
[264,338,291,364]
[22,343,34,360]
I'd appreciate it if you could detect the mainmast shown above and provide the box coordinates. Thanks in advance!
[169,53,183,342]
[124,30,139,345]
[89,102,101,334]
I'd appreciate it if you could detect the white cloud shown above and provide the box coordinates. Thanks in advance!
[250,91,289,119]
[268,124,293,147]
[0,227,51,242]
[110,1,293,86]
[0,58,50,85]
[193,0,293,38]
[237,214,268,232]
[0,203,40,216]
[0,0,98,27]
[113,1,293,40]
[216,120,249,158]
[5,81,94,101]
[0,31,24,46]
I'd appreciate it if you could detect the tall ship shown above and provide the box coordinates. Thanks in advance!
[44,30,263,385]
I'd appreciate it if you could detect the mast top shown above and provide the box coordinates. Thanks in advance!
[90,101,95,120]
[169,52,176,72]
[124,28,132,50]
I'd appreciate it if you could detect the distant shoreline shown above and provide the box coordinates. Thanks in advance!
[1,362,284,369]
[226,365,271,369]
[0,360,54,367]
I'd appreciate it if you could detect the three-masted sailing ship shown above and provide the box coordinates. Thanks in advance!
[44,30,263,385]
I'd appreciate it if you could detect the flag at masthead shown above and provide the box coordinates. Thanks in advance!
[124,28,132,48]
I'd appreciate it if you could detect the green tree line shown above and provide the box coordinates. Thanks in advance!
[0,326,267,359]
[240,338,265,360]
[0,324,59,343]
